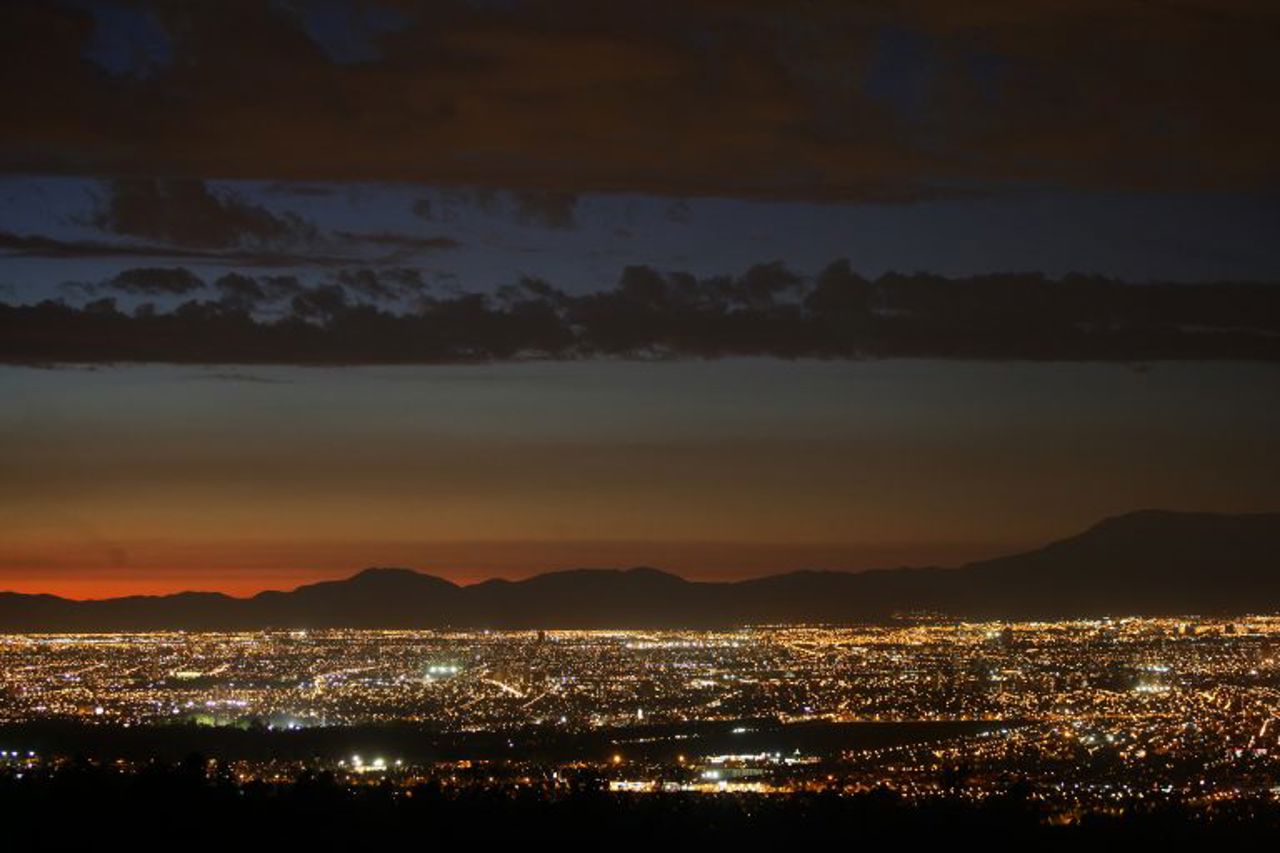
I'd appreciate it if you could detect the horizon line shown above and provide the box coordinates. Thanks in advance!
[6,508,1276,602]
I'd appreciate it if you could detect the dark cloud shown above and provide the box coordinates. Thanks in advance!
[335,268,431,301]
[107,266,205,295]
[261,275,306,300]
[0,230,224,262]
[289,284,349,320]
[78,270,308,312]
[211,272,307,308]
[332,231,462,254]
[4,2,1276,199]
[736,261,804,310]
[89,179,316,249]
[4,261,1278,365]
[213,272,267,307]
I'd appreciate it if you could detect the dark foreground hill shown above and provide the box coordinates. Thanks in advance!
[1,510,1277,631]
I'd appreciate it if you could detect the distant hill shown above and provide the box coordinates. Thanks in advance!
[2,510,1278,631]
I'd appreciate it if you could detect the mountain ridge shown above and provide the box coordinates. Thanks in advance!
[2,510,1277,631]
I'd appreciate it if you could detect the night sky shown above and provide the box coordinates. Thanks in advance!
[2,1,1278,597]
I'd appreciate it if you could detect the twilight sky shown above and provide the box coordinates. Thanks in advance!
[1,1,1278,597]
[3,360,1279,598]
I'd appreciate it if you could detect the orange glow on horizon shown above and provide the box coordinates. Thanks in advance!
[0,538,1010,600]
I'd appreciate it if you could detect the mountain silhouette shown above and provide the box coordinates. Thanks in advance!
[1,510,1277,631]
